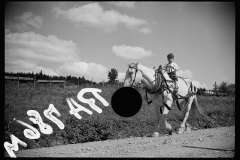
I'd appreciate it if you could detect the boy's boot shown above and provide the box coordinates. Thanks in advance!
[173,81,179,97]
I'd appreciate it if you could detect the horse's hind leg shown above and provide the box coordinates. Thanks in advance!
[189,98,198,130]
[177,97,194,134]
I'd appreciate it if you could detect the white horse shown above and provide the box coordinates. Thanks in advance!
[124,62,204,136]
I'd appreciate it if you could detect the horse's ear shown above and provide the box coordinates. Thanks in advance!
[135,61,139,67]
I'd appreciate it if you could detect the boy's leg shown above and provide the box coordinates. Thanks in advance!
[175,80,178,90]
[174,80,178,94]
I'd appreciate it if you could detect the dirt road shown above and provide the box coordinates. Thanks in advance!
[12,126,235,158]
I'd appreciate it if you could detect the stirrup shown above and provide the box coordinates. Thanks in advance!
[173,88,178,95]
[172,90,179,100]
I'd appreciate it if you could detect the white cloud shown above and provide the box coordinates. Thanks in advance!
[117,72,126,82]
[174,70,207,88]
[56,62,108,83]
[177,69,193,79]
[5,29,11,34]
[34,66,59,76]
[5,59,37,72]
[139,27,152,34]
[5,31,80,75]
[52,2,148,32]
[5,59,59,76]
[15,12,44,29]
[5,31,80,66]
[6,21,30,33]
[112,45,153,60]
[108,2,135,8]
[177,69,207,89]
[6,12,44,32]
[5,31,111,81]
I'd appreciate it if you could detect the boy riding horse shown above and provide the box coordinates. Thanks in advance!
[163,53,179,97]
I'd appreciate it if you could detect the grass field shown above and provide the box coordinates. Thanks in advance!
[4,81,235,150]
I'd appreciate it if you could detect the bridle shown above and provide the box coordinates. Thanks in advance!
[128,65,165,90]
[128,66,141,88]
[128,65,168,106]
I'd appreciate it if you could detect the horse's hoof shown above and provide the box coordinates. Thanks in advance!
[152,132,159,137]
[177,127,185,134]
[166,128,173,135]
[193,127,198,130]
[168,130,173,135]
[185,126,191,132]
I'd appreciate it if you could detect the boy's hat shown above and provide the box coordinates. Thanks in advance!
[167,53,174,58]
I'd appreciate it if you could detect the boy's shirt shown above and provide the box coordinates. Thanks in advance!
[163,62,179,73]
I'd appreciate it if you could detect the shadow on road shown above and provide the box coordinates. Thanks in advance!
[182,145,235,152]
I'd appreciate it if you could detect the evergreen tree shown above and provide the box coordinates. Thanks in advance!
[39,70,43,79]
[108,68,118,84]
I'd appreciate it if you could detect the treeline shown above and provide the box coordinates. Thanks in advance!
[5,70,97,85]
[197,81,235,96]
[196,88,207,95]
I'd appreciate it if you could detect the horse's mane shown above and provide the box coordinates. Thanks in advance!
[128,62,138,68]
[137,63,173,82]
[137,63,154,75]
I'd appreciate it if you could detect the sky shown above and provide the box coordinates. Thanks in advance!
[5,2,235,89]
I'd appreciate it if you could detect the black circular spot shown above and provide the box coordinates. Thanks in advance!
[111,87,142,117]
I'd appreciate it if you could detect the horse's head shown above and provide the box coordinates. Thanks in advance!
[124,62,142,87]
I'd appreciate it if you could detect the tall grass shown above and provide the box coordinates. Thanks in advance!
[4,81,235,150]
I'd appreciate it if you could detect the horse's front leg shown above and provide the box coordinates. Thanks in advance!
[152,104,161,137]
[162,112,173,135]
[161,91,173,135]
[151,93,163,137]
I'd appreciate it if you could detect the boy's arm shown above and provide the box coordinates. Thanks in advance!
[174,63,180,71]
[162,64,168,70]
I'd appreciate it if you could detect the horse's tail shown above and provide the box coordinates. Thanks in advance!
[191,95,213,123]
[191,95,201,118]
